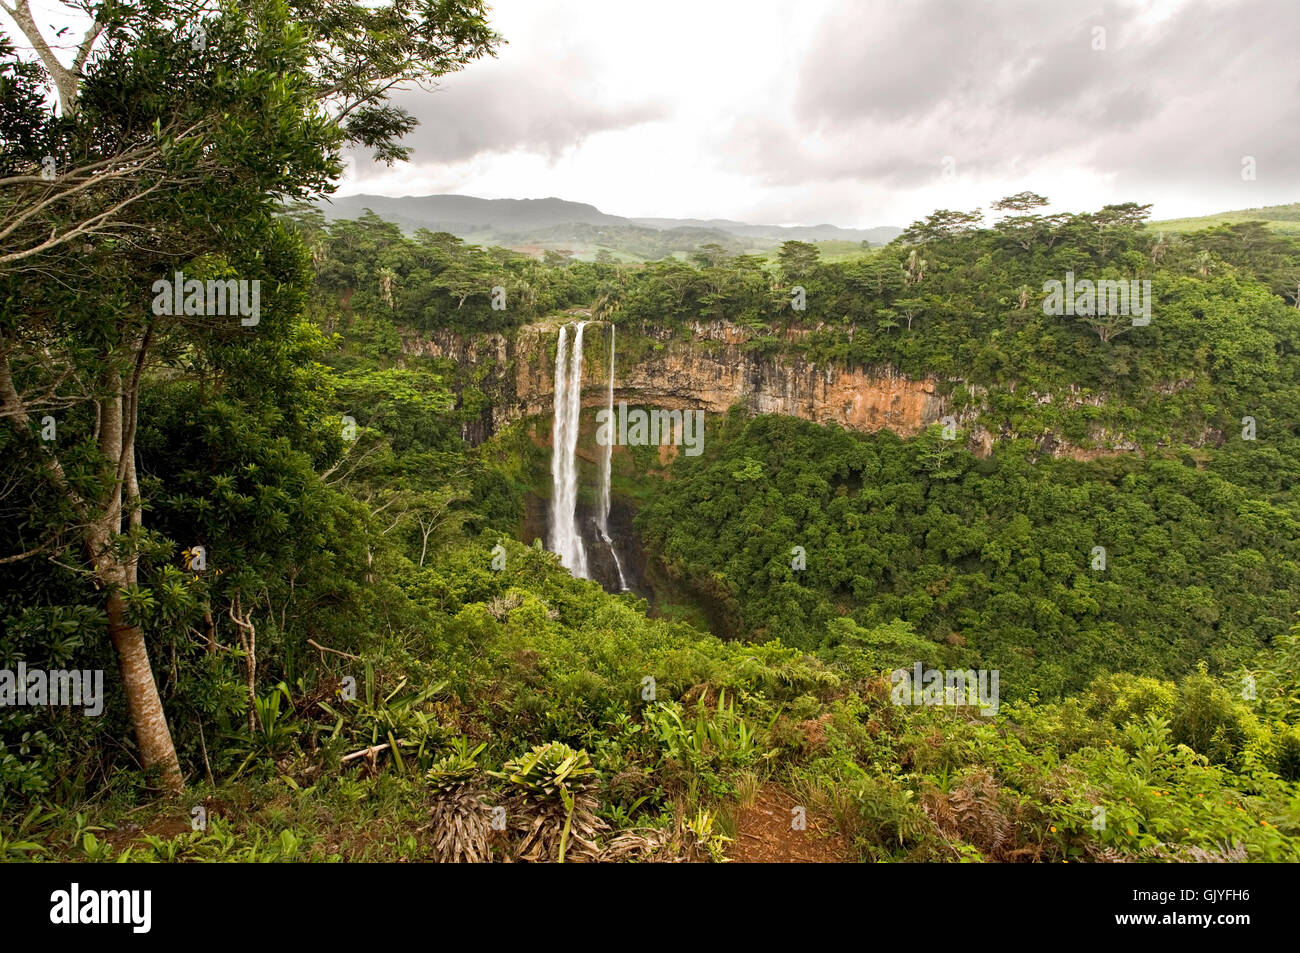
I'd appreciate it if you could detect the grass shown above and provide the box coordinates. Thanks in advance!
[1153,201,1300,235]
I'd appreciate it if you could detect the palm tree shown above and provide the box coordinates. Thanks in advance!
[592,286,622,322]
[904,249,928,286]
[377,266,397,308]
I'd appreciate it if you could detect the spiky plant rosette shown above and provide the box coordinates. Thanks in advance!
[599,826,683,863]
[425,742,494,863]
[493,742,607,863]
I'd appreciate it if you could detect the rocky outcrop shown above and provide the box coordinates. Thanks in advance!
[399,318,1146,460]
[402,319,951,440]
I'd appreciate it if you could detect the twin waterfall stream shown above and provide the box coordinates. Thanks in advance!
[548,321,628,590]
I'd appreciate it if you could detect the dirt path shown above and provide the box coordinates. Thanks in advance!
[726,786,854,863]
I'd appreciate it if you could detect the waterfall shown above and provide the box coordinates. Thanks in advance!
[597,324,628,590]
[549,322,588,576]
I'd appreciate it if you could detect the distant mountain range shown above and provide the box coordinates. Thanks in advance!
[314,194,902,259]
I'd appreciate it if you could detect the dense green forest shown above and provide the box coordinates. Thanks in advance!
[286,197,1300,464]
[637,415,1300,695]
[2,1,1300,865]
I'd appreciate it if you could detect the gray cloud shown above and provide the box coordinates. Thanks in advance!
[739,0,1300,198]
[385,53,667,163]
[341,0,1300,224]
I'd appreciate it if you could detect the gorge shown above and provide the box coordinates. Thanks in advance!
[403,318,1071,605]
[399,315,1200,613]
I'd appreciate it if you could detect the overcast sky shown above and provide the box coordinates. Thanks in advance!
[349,0,1300,227]
[9,0,1299,227]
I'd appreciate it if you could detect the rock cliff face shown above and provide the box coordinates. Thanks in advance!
[398,319,1156,460]
[401,319,1138,599]
[401,319,952,442]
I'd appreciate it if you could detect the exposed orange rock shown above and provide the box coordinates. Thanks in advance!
[501,322,948,438]
[399,320,1145,460]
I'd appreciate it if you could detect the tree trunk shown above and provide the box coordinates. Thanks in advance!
[3,343,184,793]
[106,588,184,793]
[230,595,258,734]
[92,361,184,794]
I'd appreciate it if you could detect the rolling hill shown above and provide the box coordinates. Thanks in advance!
[1153,202,1300,235]
[316,193,902,259]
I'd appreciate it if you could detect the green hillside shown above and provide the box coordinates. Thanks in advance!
[1155,202,1300,235]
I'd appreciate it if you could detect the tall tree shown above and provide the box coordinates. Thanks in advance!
[0,0,498,793]
[777,240,820,284]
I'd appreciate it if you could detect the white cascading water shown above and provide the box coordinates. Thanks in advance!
[596,323,628,590]
[549,322,588,576]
